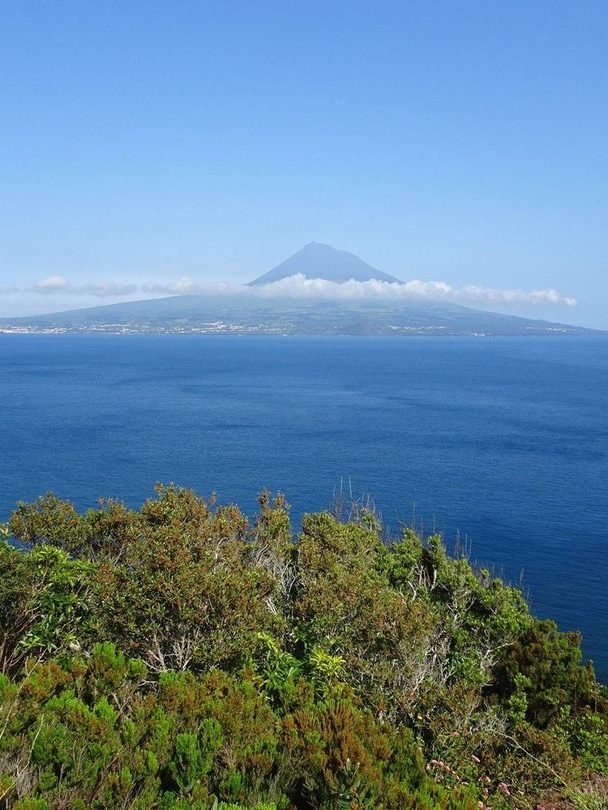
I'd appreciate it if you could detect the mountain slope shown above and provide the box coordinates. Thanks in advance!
[248,242,402,285]
[0,294,596,336]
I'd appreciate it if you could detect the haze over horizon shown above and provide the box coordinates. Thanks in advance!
[2,2,607,326]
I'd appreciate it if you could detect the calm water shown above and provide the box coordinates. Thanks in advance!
[1,334,606,677]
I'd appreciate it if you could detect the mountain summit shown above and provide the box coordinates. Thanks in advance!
[248,242,402,285]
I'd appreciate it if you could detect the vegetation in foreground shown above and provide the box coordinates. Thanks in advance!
[0,486,607,809]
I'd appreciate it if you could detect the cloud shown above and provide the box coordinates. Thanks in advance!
[140,278,237,296]
[27,277,138,297]
[76,282,139,297]
[2,273,577,307]
[139,274,577,306]
[247,274,578,306]
[33,275,70,291]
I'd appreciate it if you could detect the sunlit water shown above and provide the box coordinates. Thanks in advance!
[1,334,606,677]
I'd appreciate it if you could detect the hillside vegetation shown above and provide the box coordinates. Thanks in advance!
[1,486,607,809]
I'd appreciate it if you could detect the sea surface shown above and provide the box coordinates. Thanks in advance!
[1,334,606,677]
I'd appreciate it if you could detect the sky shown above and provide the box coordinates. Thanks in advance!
[1,1,607,326]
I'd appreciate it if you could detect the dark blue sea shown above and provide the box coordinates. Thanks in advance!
[1,334,606,678]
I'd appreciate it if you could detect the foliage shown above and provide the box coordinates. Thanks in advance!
[1,485,606,808]
[0,534,93,676]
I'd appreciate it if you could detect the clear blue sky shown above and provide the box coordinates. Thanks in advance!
[1,1,607,325]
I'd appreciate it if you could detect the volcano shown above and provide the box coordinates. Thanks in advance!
[248,242,401,285]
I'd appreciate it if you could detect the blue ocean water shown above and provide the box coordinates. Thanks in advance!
[1,334,606,677]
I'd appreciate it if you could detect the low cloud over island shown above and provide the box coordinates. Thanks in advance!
[2,273,577,307]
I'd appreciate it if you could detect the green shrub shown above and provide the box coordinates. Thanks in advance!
[1,486,605,808]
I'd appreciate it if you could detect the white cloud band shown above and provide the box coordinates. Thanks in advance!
[29,276,139,297]
[3,273,577,307]
[142,274,577,307]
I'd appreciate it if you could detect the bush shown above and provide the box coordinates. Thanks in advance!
[1,486,605,808]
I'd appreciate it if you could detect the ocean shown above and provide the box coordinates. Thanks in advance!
[1,334,606,677]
